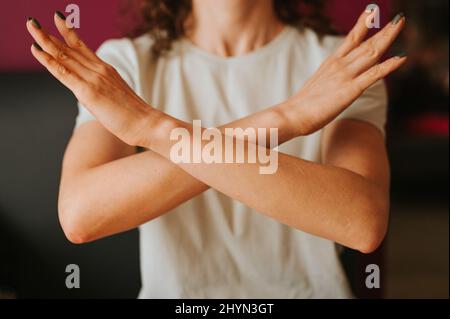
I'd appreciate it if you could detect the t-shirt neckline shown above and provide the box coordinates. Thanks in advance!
[179,26,296,65]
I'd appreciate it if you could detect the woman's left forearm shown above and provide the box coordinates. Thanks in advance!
[142,109,388,253]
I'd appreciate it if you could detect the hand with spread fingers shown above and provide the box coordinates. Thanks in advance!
[27,12,154,147]
[283,9,406,136]
[27,9,406,147]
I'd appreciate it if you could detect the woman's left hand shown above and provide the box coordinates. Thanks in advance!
[282,10,406,137]
[26,13,153,147]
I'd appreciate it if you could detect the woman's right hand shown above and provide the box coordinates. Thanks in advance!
[282,9,406,137]
[27,13,158,148]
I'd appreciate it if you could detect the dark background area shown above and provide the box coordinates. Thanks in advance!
[0,0,448,298]
[0,74,140,298]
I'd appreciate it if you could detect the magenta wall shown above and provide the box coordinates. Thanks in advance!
[1,0,125,71]
[0,0,391,71]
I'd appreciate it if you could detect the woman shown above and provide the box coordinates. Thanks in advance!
[26,0,406,298]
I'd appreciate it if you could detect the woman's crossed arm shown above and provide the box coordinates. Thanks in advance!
[27,10,405,252]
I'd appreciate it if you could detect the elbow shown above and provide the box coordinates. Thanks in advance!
[58,198,93,245]
[357,227,387,254]
[354,196,389,254]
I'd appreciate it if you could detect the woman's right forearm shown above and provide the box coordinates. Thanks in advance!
[59,103,293,243]
[59,147,209,243]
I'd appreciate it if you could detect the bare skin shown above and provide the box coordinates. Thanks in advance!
[27,1,406,253]
[185,0,285,57]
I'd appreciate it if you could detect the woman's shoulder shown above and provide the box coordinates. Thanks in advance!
[90,34,153,91]
[292,27,345,57]
[96,33,154,63]
[94,34,155,86]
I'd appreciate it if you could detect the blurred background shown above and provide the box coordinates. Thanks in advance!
[0,0,448,298]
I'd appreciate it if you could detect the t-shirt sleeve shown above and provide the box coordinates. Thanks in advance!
[74,38,137,128]
[334,79,388,136]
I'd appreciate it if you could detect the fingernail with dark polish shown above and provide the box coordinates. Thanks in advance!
[391,12,405,25]
[27,17,32,22]
[33,42,43,51]
[31,18,41,29]
[55,11,66,20]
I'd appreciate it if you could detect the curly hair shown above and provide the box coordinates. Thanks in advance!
[128,0,337,56]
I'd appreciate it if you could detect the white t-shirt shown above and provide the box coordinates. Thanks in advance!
[76,26,387,298]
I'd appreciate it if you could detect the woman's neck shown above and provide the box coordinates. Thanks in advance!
[186,0,284,57]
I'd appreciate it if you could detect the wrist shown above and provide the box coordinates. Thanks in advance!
[278,96,313,137]
[140,108,181,151]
